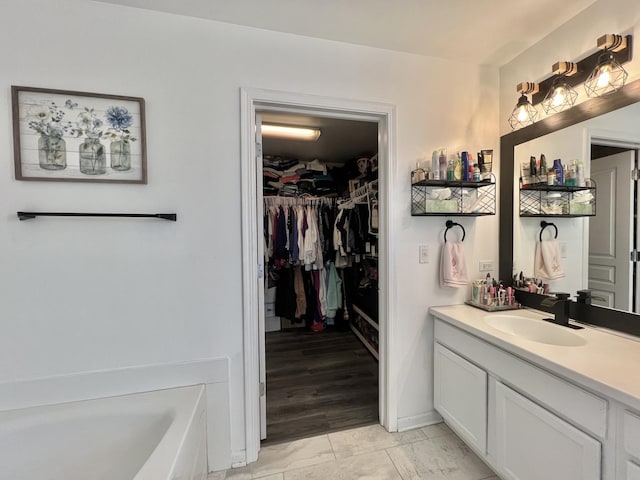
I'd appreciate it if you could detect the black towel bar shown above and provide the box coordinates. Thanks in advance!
[17,212,177,221]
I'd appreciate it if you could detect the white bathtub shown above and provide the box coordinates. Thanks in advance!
[0,385,207,480]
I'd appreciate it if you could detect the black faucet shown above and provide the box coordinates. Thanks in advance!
[540,292,572,326]
[576,289,592,305]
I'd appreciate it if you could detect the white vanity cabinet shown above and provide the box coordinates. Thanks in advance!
[622,410,640,480]
[433,315,606,480]
[494,381,600,480]
[433,342,487,453]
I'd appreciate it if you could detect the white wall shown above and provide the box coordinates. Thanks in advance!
[0,0,499,468]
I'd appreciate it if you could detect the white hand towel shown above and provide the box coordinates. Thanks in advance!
[534,239,565,280]
[440,241,469,288]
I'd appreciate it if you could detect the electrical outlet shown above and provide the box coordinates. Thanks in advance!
[479,260,494,272]
[419,244,429,264]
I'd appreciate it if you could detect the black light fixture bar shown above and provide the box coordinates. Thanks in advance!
[532,34,632,105]
[17,212,177,221]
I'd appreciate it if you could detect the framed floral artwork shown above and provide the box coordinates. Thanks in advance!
[12,86,147,183]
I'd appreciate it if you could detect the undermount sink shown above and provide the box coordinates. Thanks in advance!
[483,315,587,347]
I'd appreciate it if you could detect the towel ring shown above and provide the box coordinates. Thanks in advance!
[444,220,466,242]
[539,220,558,242]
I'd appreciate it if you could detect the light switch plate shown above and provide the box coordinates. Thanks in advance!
[419,244,429,264]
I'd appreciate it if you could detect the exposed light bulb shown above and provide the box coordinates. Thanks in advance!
[508,92,538,130]
[516,106,529,122]
[596,65,611,89]
[552,87,566,107]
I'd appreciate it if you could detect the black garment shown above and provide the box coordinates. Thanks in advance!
[320,205,336,260]
[274,267,297,320]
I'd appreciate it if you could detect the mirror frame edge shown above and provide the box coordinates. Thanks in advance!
[499,77,640,284]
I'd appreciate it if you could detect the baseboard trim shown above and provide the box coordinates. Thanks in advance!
[231,450,248,469]
[397,410,443,432]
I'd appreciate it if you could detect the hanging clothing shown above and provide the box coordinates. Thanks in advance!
[263,184,376,331]
[325,261,343,319]
[293,266,306,320]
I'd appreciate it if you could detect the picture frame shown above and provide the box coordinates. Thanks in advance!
[12,86,147,183]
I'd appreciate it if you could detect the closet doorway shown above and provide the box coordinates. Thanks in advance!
[589,142,639,311]
[260,111,379,445]
[240,89,397,463]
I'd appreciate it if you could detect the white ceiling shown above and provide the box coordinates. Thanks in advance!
[96,0,598,65]
[94,0,600,161]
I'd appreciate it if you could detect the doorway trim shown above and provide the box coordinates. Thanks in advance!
[585,127,640,310]
[240,87,397,463]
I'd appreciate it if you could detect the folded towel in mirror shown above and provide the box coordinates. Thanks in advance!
[534,239,565,280]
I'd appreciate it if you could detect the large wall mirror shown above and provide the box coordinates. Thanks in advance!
[499,78,640,320]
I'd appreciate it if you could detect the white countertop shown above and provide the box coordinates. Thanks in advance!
[430,304,640,411]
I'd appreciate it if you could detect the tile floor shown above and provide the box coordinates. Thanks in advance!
[208,423,500,480]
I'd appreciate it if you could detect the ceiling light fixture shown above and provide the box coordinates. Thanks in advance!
[541,62,579,114]
[584,34,629,97]
[261,124,321,141]
[508,82,539,131]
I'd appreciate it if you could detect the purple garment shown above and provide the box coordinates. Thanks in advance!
[290,207,299,263]
[275,206,288,262]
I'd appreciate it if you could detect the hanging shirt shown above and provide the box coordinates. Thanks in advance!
[297,205,306,265]
[325,261,343,318]
[303,206,318,269]
[274,206,289,265]
[290,206,299,263]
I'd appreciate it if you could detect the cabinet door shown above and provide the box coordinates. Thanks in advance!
[494,382,600,480]
[434,342,487,453]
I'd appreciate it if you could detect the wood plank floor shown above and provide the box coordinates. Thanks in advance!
[263,328,379,446]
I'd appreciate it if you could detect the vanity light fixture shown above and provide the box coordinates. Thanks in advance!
[541,62,579,114]
[529,34,632,109]
[261,124,321,141]
[584,34,629,97]
[508,82,539,131]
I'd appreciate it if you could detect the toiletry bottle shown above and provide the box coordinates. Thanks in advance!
[529,156,537,183]
[447,158,454,181]
[477,152,484,177]
[540,154,547,178]
[576,159,585,187]
[565,160,577,186]
[461,151,469,181]
[552,159,564,185]
[473,163,480,181]
[432,150,439,180]
[454,153,462,180]
[411,161,425,184]
[439,149,447,181]
[521,161,531,187]
[547,168,555,186]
